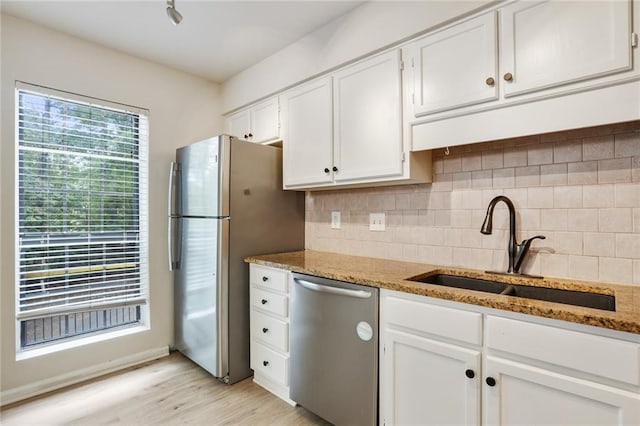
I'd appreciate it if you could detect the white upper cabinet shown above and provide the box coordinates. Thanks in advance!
[225,97,279,143]
[333,49,404,183]
[281,49,431,190]
[280,77,334,188]
[500,0,632,97]
[407,12,498,117]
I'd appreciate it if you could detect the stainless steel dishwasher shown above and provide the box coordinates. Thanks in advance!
[290,272,378,426]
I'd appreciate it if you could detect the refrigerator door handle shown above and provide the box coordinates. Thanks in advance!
[293,278,372,299]
[168,161,179,271]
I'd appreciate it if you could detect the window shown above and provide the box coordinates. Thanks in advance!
[16,83,149,349]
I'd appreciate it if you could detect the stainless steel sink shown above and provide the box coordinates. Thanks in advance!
[407,273,615,312]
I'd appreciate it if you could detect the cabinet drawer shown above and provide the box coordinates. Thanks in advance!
[250,264,288,293]
[251,287,288,317]
[486,316,640,386]
[251,341,289,386]
[384,293,483,345]
[251,310,289,352]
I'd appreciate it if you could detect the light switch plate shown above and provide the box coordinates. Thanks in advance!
[369,213,385,231]
[331,211,341,229]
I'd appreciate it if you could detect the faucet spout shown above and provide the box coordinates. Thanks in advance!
[480,196,518,273]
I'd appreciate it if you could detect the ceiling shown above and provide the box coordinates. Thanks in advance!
[0,1,364,83]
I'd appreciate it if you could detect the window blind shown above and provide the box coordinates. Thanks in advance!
[16,84,149,322]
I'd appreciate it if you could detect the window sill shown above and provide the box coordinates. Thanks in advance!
[16,324,149,361]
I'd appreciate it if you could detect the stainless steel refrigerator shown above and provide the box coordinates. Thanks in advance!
[168,135,304,384]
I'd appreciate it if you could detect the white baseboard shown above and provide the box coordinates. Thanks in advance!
[253,372,296,406]
[0,346,169,407]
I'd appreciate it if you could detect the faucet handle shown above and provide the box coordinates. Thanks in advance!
[514,235,546,273]
[522,235,546,245]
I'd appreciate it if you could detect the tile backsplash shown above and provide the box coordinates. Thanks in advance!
[305,120,640,285]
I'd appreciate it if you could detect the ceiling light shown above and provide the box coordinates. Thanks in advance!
[166,0,183,26]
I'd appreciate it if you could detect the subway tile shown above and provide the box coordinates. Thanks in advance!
[540,130,568,143]
[518,209,541,230]
[395,193,411,210]
[426,228,444,246]
[451,247,493,270]
[419,209,436,227]
[614,183,640,208]
[462,230,483,248]
[483,189,507,207]
[583,135,614,160]
[493,168,515,189]
[582,184,614,208]
[401,244,420,263]
[503,147,528,167]
[481,229,507,250]
[632,156,640,182]
[450,191,463,209]
[567,209,598,232]
[547,232,582,255]
[614,132,640,158]
[634,260,640,284]
[471,170,493,189]
[502,188,527,208]
[451,172,471,190]
[634,208,640,233]
[432,173,453,192]
[402,210,419,226]
[541,209,568,231]
[539,253,569,278]
[583,232,615,257]
[482,150,504,170]
[528,145,553,165]
[527,187,554,208]
[553,186,582,208]
[553,141,582,163]
[598,158,632,183]
[540,163,568,186]
[443,228,463,247]
[411,192,430,210]
[462,153,482,171]
[461,190,482,210]
[434,210,451,227]
[568,256,599,281]
[419,245,453,266]
[386,210,402,227]
[567,161,598,185]
[444,156,462,173]
[599,208,633,232]
[515,166,540,187]
[451,210,472,228]
[599,257,633,284]
[433,156,444,174]
[471,210,488,229]
[615,234,640,259]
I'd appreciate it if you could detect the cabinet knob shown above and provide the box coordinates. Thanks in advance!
[332,166,338,172]
[248,133,253,138]
[261,299,268,305]
[243,134,248,139]
[262,276,269,282]
[486,377,497,387]
[263,360,269,367]
[485,77,495,86]
[324,168,330,173]
[465,369,475,379]
[262,327,268,333]
[503,72,513,82]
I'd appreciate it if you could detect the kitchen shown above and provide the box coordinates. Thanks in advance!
[1,0,639,425]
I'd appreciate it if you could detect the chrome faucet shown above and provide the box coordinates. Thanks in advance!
[480,195,545,276]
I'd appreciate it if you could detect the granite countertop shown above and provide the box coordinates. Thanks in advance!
[245,250,640,335]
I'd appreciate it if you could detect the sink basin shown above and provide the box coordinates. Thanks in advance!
[407,273,615,312]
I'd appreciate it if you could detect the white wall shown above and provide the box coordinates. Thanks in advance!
[0,14,222,397]
[221,0,494,112]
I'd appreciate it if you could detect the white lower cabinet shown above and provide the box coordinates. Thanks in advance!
[380,289,640,426]
[249,264,294,404]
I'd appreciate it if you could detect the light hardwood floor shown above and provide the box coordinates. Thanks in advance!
[1,352,330,425]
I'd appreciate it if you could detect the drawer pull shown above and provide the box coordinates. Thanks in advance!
[486,377,496,387]
[465,369,475,379]
[262,276,269,282]
[503,72,513,82]
[262,327,269,333]
[261,299,268,305]
[263,360,269,367]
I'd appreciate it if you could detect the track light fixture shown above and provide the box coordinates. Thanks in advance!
[166,0,183,25]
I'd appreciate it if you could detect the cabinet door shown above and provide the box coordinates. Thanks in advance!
[381,329,481,426]
[333,50,403,183]
[408,12,498,117]
[250,97,279,143]
[484,356,640,426]
[280,77,333,188]
[500,0,632,97]
[225,109,251,140]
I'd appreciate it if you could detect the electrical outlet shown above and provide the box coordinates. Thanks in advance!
[369,213,385,231]
[331,211,341,229]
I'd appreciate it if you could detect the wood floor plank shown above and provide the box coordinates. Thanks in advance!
[0,352,330,425]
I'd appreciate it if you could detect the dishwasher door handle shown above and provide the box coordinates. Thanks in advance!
[293,278,372,299]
